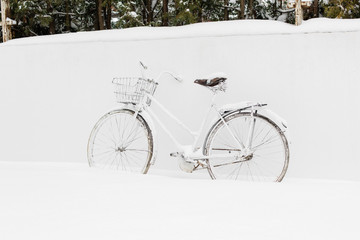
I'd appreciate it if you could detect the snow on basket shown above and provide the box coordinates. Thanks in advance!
[112,77,158,106]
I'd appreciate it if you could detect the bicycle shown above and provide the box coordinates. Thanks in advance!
[87,62,290,182]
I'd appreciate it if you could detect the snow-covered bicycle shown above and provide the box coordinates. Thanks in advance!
[87,62,290,182]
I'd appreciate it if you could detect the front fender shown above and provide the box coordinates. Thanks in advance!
[138,109,158,165]
[107,104,158,165]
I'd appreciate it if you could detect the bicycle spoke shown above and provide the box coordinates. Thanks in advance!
[126,149,149,152]
[93,149,115,157]
[97,130,117,147]
[233,162,243,180]
[252,134,281,151]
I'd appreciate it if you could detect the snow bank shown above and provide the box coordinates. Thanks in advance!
[0,18,360,181]
[3,18,360,46]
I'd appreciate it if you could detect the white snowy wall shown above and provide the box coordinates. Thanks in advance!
[1,19,359,181]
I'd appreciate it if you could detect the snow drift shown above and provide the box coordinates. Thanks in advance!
[0,19,360,181]
[1,161,360,240]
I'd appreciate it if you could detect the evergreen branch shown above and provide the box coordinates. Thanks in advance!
[52,11,77,16]
[153,8,163,19]
[28,29,38,36]
[141,0,150,15]
[214,3,239,11]
[277,8,295,13]
[153,0,160,10]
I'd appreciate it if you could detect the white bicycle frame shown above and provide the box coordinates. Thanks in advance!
[128,62,288,165]
[145,93,247,160]
[132,73,257,162]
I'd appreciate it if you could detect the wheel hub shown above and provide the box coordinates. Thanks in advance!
[243,153,253,161]
[238,149,254,162]
[116,147,126,152]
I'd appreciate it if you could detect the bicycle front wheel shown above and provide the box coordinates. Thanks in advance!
[203,112,289,182]
[87,109,154,173]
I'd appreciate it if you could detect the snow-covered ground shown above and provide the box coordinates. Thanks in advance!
[1,161,360,240]
[1,18,360,239]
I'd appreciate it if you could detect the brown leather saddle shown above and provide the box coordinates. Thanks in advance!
[194,77,227,88]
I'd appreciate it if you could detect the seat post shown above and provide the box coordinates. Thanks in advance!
[209,81,227,94]
[210,91,218,106]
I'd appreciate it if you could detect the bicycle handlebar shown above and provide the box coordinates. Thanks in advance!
[139,61,183,83]
[156,71,183,83]
[139,61,148,70]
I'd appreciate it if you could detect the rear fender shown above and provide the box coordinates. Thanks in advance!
[218,101,291,142]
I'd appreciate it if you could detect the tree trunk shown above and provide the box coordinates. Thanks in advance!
[174,0,180,25]
[295,0,303,25]
[224,0,229,20]
[105,1,112,29]
[141,0,146,25]
[146,0,152,25]
[314,0,319,17]
[162,0,168,26]
[273,0,277,16]
[198,2,203,22]
[46,0,55,34]
[94,0,99,30]
[239,0,245,19]
[249,0,254,19]
[49,21,55,34]
[1,0,11,42]
[97,0,104,30]
[65,0,71,31]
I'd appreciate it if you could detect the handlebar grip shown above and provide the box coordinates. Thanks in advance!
[174,76,183,83]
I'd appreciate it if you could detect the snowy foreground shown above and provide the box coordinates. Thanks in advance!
[1,161,359,240]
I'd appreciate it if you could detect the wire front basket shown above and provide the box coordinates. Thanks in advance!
[112,77,158,106]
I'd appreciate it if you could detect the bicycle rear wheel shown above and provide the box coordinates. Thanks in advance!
[87,109,154,173]
[203,112,289,182]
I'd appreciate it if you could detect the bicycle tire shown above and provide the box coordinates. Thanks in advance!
[203,112,289,182]
[87,109,154,174]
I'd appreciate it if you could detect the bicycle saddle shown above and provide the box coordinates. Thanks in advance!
[194,77,227,87]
